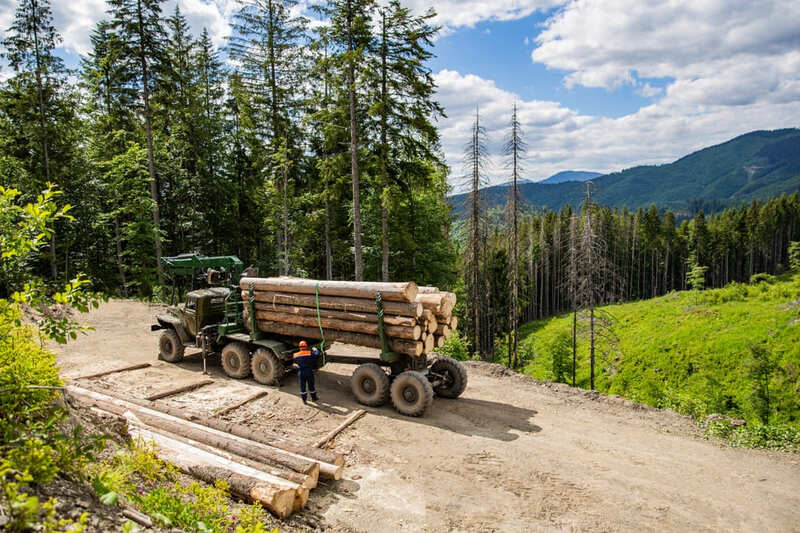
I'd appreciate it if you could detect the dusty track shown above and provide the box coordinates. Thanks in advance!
[54,300,800,532]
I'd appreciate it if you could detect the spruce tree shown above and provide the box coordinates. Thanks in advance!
[107,0,167,282]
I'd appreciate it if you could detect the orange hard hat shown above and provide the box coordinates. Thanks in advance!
[299,340,308,348]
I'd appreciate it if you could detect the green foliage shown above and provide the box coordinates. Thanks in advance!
[438,330,470,361]
[519,277,800,431]
[686,254,708,294]
[549,331,572,383]
[789,241,800,273]
[703,420,800,453]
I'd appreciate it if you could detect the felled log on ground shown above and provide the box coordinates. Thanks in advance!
[66,386,341,480]
[127,424,299,518]
[74,363,151,380]
[247,291,422,318]
[145,379,214,401]
[240,277,418,303]
[314,410,366,448]
[252,321,423,357]
[214,390,268,417]
[89,388,343,468]
[254,310,422,341]
[252,302,417,327]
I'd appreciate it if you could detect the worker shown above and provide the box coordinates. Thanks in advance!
[293,340,318,404]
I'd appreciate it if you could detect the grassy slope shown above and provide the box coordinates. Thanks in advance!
[518,275,800,424]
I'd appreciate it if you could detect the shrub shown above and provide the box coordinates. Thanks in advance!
[749,272,776,285]
[438,330,470,361]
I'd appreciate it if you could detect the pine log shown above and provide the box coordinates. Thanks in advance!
[416,293,455,316]
[66,385,343,472]
[127,424,299,518]
[417,286,441,294]
[253,321,423,357]
[214,390,268,417]
[423,334,435,354]
[240,277,418,303]
[74,363,151,380]
[434,335,446,348]
[73,388,318,476]
[254,310,421,340]
[246,291,422,318]
[145,379,214,401]
[435,324,452,338]
[449,316,458,330]
[253,302,417,326]
[314,410,365,448]
[422,310,438,333]
[66,386,339,481]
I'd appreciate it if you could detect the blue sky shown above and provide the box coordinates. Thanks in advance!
[1,0,798,188]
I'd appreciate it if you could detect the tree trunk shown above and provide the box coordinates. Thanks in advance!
[136,0,163,283]
[114,216,128,297]
[572,309,577,386]
[248,290,422,317]
[590,306,595,390]
[240,278,418,302]
[346,0,363,281]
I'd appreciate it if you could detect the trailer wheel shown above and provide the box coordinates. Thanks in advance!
[251,348,284,385]
[351,363,390,406]
[429,357,468,398]
[159,329,184,363]
[221,342,251,379]
[390,371,433,417]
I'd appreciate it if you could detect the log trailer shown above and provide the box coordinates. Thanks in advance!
[151,254,467,416]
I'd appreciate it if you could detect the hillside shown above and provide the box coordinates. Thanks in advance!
[539,170,602,184]
[450,128,800,215]
[518,275,800,426]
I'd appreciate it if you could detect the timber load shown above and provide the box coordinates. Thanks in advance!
[239,277,458,356]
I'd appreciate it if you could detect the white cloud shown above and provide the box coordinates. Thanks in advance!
[399,0,561,30]
[523,36,530,46]
[434,69,800,191]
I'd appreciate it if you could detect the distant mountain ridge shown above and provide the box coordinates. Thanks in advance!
[449,129,800,216]
[540,170,603,184]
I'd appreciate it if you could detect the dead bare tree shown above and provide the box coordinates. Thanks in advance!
[462,106,489,358]
[503,102,526,368]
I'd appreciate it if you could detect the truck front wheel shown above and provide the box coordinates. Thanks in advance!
[251,348,285,385]
[221,342,251,379]
[351,363,390,406]
[390,371,433,416]
[159,329,184,363]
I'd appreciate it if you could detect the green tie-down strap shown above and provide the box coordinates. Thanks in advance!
[315,281,326,365]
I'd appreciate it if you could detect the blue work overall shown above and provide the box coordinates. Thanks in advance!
[293,348,318,402]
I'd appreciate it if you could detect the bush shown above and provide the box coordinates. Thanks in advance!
[704,420,800,453]
[749,272,776,285]
[548,331,572,383]
[438,331,470,361]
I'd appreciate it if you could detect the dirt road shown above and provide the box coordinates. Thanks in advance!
[55,300,800,532]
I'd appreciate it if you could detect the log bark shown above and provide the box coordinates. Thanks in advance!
[127,424,299,518]
[246,291,422,317]
[422,310,438,333]
[449,316,458,330]
[423,334,435,354]
[214,391,268,418]
[417,286,441,294]
[240,277,418,302]
[145,379,214,401]
[254,310,421,340]
[314,410,365,448]
[66,385,343,473]
[74,363,151,380]
[253,321,423,357]
[67,387,337,481]
[253,302,417,327]
[435,324,451,338]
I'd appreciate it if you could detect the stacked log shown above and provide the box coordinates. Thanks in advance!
[240,277,458,357]
[66,385,344,518]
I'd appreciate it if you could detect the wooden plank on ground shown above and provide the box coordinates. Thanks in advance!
[74,363,151,380]
[145,379,214,401]
[314,409,366,448]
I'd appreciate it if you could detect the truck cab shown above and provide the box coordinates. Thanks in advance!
[154,286,230,347]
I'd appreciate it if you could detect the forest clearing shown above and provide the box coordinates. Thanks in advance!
[51,299,800,532]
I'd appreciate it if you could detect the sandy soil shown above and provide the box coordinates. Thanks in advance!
[54,299,800,532]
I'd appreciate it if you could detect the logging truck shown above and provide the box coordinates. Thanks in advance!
[151,254,467,417]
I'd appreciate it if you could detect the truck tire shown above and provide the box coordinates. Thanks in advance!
[251,348,284,385]
[390,371,433,417]
[351,363,390,406]
[159,329,184,363]
[221,342,251,379]
[429,356,468,398]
